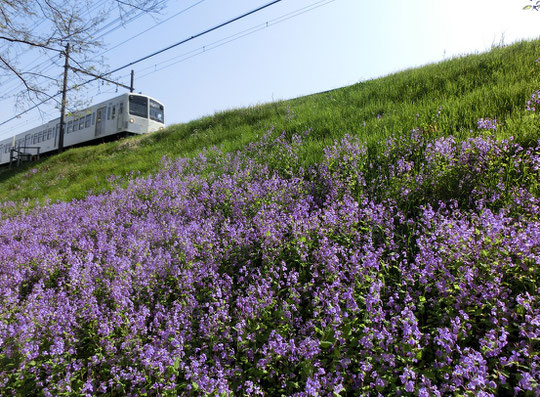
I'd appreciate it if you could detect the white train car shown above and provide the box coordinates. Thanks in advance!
[0,93,165,165]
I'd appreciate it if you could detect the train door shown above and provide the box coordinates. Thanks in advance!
[95,107,107,137]
[117,104,123,131]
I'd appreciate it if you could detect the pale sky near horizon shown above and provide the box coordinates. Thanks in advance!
[0,0,538,139]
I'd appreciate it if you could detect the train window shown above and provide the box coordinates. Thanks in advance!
[119,103,123,114]
[67,121,73,134]
[107,105,111,120]
[79,118,85,130]
[33,133,37,144]
[85,114,91,128]
[73,120,78,132]
[129,95,148,118]
[150,100,164,123]
[112,106,116,120]
[25,135,30,146]
[48,128,53,140]
[37,131,41,143]
[92,112,96,125]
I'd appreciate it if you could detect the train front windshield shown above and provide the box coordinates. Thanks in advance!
[129,95,164,123]
[129,95,148,118]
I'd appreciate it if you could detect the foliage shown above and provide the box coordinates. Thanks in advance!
[0,125,538,395]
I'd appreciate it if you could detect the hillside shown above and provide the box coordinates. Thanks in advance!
[0,39,539,395]
[0,39,539,204]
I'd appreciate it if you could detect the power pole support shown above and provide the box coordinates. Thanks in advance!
[130,70,135,93]
[58,43,70,153]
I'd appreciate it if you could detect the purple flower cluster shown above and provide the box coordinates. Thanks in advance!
[0,127,538,395]
[527,91,540,112]
[477,118,498,132]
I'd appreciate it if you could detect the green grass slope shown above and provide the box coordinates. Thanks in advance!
[0,39,539,204]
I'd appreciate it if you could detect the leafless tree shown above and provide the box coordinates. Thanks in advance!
[0,0,164,111]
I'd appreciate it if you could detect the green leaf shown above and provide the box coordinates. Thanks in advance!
[343,323,352,338]
[320,340,333,349]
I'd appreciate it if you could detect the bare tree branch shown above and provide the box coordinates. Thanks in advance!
[0,35,60,52]
[0,0,164,112]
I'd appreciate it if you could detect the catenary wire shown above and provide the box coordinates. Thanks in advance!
[0,0,335,135]
[135,0,335,79]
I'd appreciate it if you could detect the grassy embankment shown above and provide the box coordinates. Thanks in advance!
[0,39,539,395]
[0,39,539,203]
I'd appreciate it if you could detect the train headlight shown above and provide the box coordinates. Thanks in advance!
[129,118,134,123]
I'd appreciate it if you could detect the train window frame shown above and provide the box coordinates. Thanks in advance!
[129,95,148,118]
[33,133,37,144]
[149,100,164,123]
[112,105,116,120]
[47,128,53,140]
[107,105,112,120]
[85,114,92,128]
[67,121,73,134]
[92,112,96,125]
[79,117,85,130]
[119,102,123,114]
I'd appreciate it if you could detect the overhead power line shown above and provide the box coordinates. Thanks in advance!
[98,0,207,58]
[136,0,336,79]
[102,0,283,77]
[0,0,284,130]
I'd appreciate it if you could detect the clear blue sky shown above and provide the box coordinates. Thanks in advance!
[0,0,539,139]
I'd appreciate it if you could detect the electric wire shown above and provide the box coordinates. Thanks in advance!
[0,0,335,136]
[0,0,284,132]
[136,0,335,80]
[98,0,207,58]
[0,0,167,99]
[101,0,283,78]
[0,0,110,88]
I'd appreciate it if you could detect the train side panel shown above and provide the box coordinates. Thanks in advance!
[0,93,165,166]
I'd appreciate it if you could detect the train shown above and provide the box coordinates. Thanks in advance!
[0,93,165,166]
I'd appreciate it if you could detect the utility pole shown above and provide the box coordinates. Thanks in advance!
[55,47,131,154]
[58,43,70,153]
